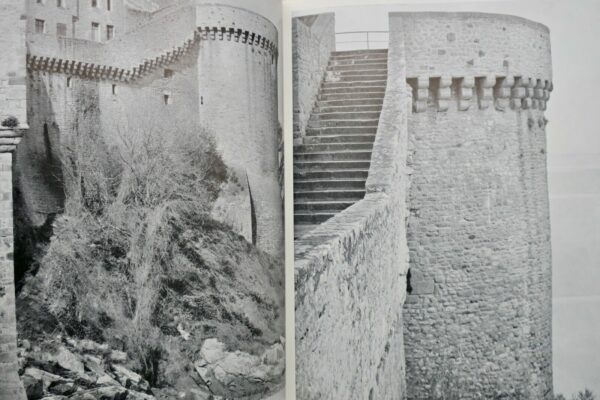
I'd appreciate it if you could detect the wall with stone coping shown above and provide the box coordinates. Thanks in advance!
[392,12,554,399]
[292,13,335,140]
[294,34,410,399]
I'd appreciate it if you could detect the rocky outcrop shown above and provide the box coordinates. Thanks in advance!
[18,335,284,400]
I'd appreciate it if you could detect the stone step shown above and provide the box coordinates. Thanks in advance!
[294,160,371,171]
[310,110,381,120]
[317,98,384,107]
[319,86,385,95]
[331,49,388,57]
[304,131,376,141]
[322,80,387,89]
[294,199,357,211]
[296,142,374,152]
[305,126,378,136]
[318,92,385,101]
[294,150,372,161]
[316,104,383,113]
[294,211,337,224]
[328,62,388,71]
[326,73,388,82]
[327,68,388,76]
[295,178,366,190]
[294,168,369,180]
[329,57,389,66]
[294,188,366,201]
[307,119,379,128]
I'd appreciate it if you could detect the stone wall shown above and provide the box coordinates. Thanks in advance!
[19,3,282,256]
[292,13,335,140]
[392,12,554,399]
[294,36,410,399]
[0,0,27,397]
[0,1,27,125]
[26,0,128,42]
[195,4,281,256]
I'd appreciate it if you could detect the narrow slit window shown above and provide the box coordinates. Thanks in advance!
[35,19,46,34]
[106,0,111,10]
[106,24,114,40]
[91,22,100,41]
[57,23,67,37]
[163,93,172,105]
[112,84,117,95]
[66,76,72,88]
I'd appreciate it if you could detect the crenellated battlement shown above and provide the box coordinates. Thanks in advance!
[408,75,553,113]
[26,24,278,83]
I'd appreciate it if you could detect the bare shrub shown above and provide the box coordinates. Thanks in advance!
[29,118,228,381]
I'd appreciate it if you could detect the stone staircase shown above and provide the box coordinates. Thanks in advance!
[294,49,388,238]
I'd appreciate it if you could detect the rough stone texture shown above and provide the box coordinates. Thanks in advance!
[0,1,27,398]
[292,13,335,140]
[393,12,552,81]
[19,2,282,256]
[294,29,410,399]
[0,0,27,125]
[0,151,26,400]
[392,12,554,400]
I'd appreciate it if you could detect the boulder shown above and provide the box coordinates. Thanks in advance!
[194,339,285,398]
[111,364,150,392]
[96,374,120,386]
[48,381,77,396]
[70,386,128,400]
[83,354,105,376]
[109,350,128,363]
[125,390,157,400]
[22,367,66,392]
[22,373,44,400]
[53,347,85,375]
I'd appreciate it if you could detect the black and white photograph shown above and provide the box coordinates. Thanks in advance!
[0,0,599,399]
[0,0,285,399]
[292,0,599,399]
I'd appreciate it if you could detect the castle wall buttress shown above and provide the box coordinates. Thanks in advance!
[393,12,554,399]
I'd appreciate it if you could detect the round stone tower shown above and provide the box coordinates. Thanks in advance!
[392,12,554,399]
[194,4,282,256]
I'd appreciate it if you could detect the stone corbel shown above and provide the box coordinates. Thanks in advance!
[458,76,474,111]
[522,77,535,109]
[414,76,429,113]
[437,76,452,112]
[478,75,495,110]
[511,77,528,110]
[495,76,514,111]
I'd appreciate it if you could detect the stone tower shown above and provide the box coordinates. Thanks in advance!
[395,12,554,399]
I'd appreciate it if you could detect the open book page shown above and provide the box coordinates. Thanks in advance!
[0,0,284,399]
[289,1,598,399]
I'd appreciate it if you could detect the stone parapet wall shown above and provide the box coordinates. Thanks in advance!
[294,192,407,400]
[394,12,554,399]
[295,34,410,398]
[292,13,335,140]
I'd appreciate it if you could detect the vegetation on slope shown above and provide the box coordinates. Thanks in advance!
[16,123,284,398]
